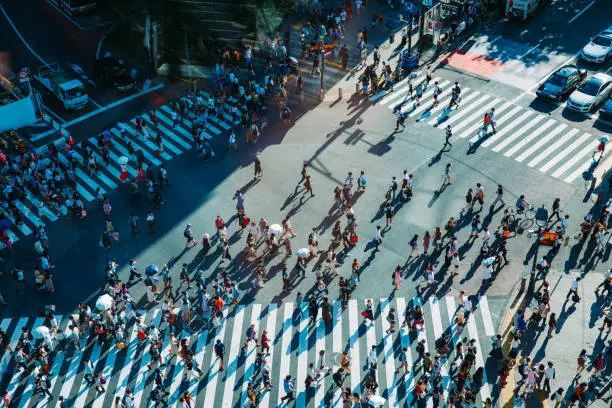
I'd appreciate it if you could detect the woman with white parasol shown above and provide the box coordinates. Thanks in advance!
[119,156,129,182]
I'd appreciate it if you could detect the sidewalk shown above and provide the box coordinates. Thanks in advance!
[499,268,611,407]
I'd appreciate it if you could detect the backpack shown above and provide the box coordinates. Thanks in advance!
[184,229,189,238]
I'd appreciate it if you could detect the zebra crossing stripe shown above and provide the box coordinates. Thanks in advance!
[73,325,104,408]
[87,137,136,177]
[58,323,86,401]
[14,318,45,407]
[527,128,580,168]
[503,119,556,157]
[390,77,442,111]
[258,303,277,408]
[451,98,502,134]
[551,138,599,178]
[38,346,65,408]
[14,200,46,228]
[515,123,568,162]
[481,110,536,148]
[465,103,521,141]
[364,299,378,386]
[122,123,177,159]
[240,304,262,408]
[110,128,163,167]
[444,296,459,404]
[186,323,209,407]
[114,311,147,398]
[491,114,545,152]
[396,298,414,405]
[330,300,343,408]
[460,100,513,140]
[420,87,472,122]
[479,297,496,337]
[380,298,397,407]
[158,106,201,138]
[209,114,232,131]
[467,312,491,401]
[539,132,592,173]
[414,86,455,122]
[0,318,28,380]
[437,94,494,128]
[564,158,595,183]
[221,305,245,407]
[133,310,163,406]
[429,298,450,404]
[314,310,325,408]
[148,114,193,151]
[83,148,122,181]
[347,299,361,394]
[405,80,451,116]
[377,73,424,105]
[166,329,190,406]
[202,308,229,408]
[414,297,429,353]
[428,91,481,126]
[276,303,294,408]
[295,304,309,408]
[92,321,122,408]
[70,150,118,190]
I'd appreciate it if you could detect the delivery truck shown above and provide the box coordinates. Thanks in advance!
[37,63,88,110]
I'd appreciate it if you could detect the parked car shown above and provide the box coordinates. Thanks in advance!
[94,54,137,95]
[580,26,612,63]
[599,96,612,120]
[567,73,612,113]
[536,65,587,101]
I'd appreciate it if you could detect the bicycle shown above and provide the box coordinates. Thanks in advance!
[508,205,536,220]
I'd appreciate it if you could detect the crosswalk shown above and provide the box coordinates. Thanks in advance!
[2,95,246,249]
[0,296,498,407]
[373,73,608,184]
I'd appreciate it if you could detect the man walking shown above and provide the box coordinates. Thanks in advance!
[566,277,581,303]
[214,339,226,371]
[489,107,497,134]
[280,375,296,402]
[443,125,452,150]
[395,109,406,131]
[543,361,555,395]
[374,225,383,251]
[491,184,505,209]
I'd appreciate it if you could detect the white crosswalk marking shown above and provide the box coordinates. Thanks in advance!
[202,309,229,408]
[115,311,147,398]
[0,318,27,385]
[276,303,294,407]
[295,303,309,408]
[491,114,545,152]
[391,77,443,111]
[479,296,496,337]
[481,110,536,148]
[347,299,361,393]
[122,123,176,159]
[15,318,47,407]
[420,87,472,122]
[428,90,481,126]
[527,128,579,168]
[451,98,502,134]
[331,300,343,408]
[515,123,568,162]
[378,74,425,105]
[539,132,592,173]
[551,138,599,178]
[379,298,397,407]
[396,298,414,404]
[503,119,556,157]
[407,80,452,117]
[465,103,521,141]
[221,305,245,407]
[364,299,378,386]
[467,312,491,401]
[314,310,325,408]
[258,304,277,408]
[458,99,509,139]
[186,323,208,407]
[240,304,261,407]
[71,150,118,190]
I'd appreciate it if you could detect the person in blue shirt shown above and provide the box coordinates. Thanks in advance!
[515,195,528,212]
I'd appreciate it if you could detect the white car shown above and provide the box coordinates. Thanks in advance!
[567,73,612,113]
[581,27,612,63]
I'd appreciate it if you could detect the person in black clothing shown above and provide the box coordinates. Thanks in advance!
[548,198,562,223]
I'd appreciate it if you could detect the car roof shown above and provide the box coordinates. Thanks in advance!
[554,65,579,77]
[598,27,612,38]
[589,72,612,82]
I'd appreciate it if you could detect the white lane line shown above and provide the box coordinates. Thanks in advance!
[90,99,103,109]
[221,305,246,408]
[465,103,521,140]
[314,309,326,408]
[528,128,579,167]
[380,298,397,407]
[491,114,545,152]
[482,110,536,148]
[539,132,592,172]
[331,301,343,408]
[515,123,568,162]
[347,299,361,394]
[240,304,262,407]
[551,139,599,178]
[276,303,294,408]
[258,304,278,408]
[428,90,481,126]
[202,309,229,408]
[467,312,491,401]
[295,303,310,408]
[503,119,556,157]
[569,0,596,23]
[479,296,496,337]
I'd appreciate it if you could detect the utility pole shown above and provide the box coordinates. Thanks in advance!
[418,4,426,52]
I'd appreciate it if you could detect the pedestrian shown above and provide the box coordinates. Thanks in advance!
[491,184,505,208]
[280,375,296,402]
[385,307,396,334]
[374,225,383,251]
[384,201,394,226]
[393,265,403,290]
[444,125,452,149]
[547,312,557,337]
[432,81,441,106]
[395,347,409,374]
[409,234,419,256]
[128,213,140,236]
[442,163,452,187]
[543,361,555,395]
[481,112,490,138]
[471,183,485,211]
[304,176,314,197]
[550,388,565,408]
[489,107,497,134]
[214,339,226,371]
[576,349,587,374]
[254,158,263,179]
[422,231,430,255]
[184,223,197,248]
[395,109,406,130]
[362,299,374,325]
[566,277,581,303]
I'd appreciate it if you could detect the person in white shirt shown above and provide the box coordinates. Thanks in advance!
[374,225,383,251]
[543,361,555,394]
[316,350,330,375]
[566,277,581,302]
[227,130,238,152]
[367,345,378,368]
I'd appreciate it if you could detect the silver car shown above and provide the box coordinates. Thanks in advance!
[567,73,612,113]
[581,27,612,63]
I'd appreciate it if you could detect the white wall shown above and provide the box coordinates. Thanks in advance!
[0,95,37,133]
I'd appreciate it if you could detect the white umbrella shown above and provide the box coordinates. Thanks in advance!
[367,395,386,406]
[296,248,310,257]
[270,224,283,235]
[32,326,50,339]
[96,294,114,311]
[118,156,129,166]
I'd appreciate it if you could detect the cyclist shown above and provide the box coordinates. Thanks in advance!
[515,195,529,213]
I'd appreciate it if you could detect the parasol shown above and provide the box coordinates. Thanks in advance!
[269,224,283,235]
[367,395,386,406]
[145,264,159,276]
[118,156,129,166]
[95,294,114,311]
[296,248,310,257]
[32,326,50,339]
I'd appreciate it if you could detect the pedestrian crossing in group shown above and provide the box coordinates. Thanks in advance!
[372,73,607,184]
[2,95,246,249]
[0,296,498,407]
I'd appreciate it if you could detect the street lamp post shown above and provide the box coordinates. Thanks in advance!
[320,45,325,100]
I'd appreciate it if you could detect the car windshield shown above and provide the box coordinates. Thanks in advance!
[592,35,612,47]
[578,79,602,96]
[548,74,566,87]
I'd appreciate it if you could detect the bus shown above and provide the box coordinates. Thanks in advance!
[49,0,96,16]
